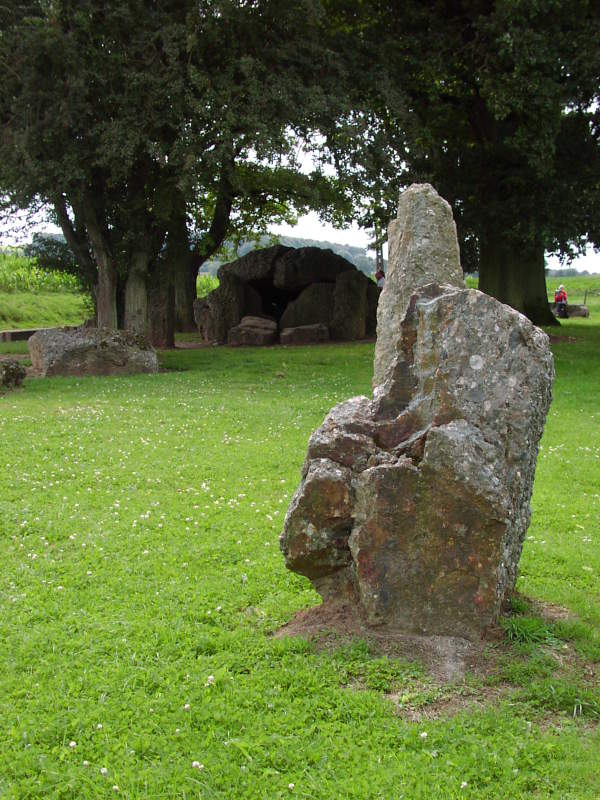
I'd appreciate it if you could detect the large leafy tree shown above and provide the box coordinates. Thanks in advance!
[322,0,600,324]
[0,0,345,343]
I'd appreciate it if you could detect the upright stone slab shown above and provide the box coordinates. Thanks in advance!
[281,184,554,640]
[373,183,465,395]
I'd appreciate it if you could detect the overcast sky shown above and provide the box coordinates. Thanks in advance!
[272,212,600,274]
[2,209,599,273]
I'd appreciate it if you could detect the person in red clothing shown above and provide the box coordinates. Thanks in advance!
[554,284,568,318]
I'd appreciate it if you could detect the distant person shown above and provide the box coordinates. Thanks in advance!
[375,269,385,289]
[554,284,568,318]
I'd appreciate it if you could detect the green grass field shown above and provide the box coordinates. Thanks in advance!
[0,251,91,332]
[1,292,599,797]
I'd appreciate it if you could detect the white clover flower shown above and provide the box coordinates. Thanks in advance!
[100,767,108,775]
[69,741,76,748]
[192,761,204,769]
[461,781,468,789]
[419,731,428,739]
[97,723,103,730]
[288,783,295,791]
[205,675,215,686]
[184,703,191,711]
[83,760,89,766]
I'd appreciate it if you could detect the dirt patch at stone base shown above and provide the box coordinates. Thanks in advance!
[275,598,597,725]
[275,601,490,683]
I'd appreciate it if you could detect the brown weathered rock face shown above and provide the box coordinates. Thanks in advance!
[281,184,554,640]
[195,245,376,344]
[28,327,158,377]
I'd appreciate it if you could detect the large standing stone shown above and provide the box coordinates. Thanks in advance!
[28,327,158,377]
[193,273,262,343]
[280,184,554,640]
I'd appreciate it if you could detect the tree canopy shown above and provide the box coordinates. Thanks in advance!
[0,0,347,342]
[2,1,599,331]
[321,0,600,323]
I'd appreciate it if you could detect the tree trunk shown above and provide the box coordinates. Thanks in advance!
[96,256,118,329]
[479,232,558,326]
[124,251,150,336]
[148,263,175,348]
[82,198,118,329]
[174,256,197,332]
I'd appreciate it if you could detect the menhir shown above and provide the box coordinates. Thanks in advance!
[280,184,554,640]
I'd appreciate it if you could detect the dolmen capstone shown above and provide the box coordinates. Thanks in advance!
[194,245,379,345]
[280,184,554,640]
[28,326,158,377]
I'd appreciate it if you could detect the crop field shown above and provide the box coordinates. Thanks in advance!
[1,292,599,798]
[0,251,90,331]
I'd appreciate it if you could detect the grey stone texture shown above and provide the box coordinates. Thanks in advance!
[279,284,335,330]
[280,324,330,346]
[28,327,158,377]
[281,184,554,640]
[373,182,465,392]
[550,303,589,318]
[227,316,277,346]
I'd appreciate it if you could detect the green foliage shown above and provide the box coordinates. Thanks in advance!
[321,0,600,321]
[196,274,219,299]
[512,681,600,721]
[508,595,532,616]
[0,1,350,330]
[501,617,559,646]
[0,250,80,294]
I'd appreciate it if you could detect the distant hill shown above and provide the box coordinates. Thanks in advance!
[203,234,379,277]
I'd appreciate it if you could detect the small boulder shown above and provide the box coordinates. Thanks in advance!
[0,358,26,391]
[550,303,589,319]
[227,316,277,346]
[28,327,158,377]
[280,324,330,346]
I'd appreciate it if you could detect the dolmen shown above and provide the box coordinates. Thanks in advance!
[194,246,379,345]
[280,184,554,640]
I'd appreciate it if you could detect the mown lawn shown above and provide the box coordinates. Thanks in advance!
[1,314,599,798]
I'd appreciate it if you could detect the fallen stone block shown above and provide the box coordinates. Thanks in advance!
[280,324,330,345]
[28,327,158,377]
[227,316,277,346]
